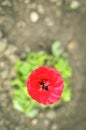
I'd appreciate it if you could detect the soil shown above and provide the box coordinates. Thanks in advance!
[0,0,86,130]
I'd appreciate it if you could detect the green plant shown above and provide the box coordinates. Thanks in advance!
[11,41,72,118]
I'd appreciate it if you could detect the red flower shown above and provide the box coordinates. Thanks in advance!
[26,66,64,105]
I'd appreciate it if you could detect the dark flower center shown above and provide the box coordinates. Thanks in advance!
[40,81,48,91]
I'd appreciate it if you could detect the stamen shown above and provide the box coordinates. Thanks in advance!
[40,81,48,91]
[40,82,44,85]
[45,86,48,91]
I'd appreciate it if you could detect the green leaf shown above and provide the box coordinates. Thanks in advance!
[51,41,62,56]
[11,79,23,87]
[62,88,72,102]
[26,109,38,118]
[19,62,31,75]
[13,99,23,111]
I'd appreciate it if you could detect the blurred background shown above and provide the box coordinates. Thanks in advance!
[0,0,86,130]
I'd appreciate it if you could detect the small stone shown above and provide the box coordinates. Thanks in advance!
[70,1,79,9]
[15,127,19,130]
[9,55,18,63]
[0,38,7,53]
[67,41,78,53]
[5,45,17,55]
[51,124,58,130]
[44,119,50,126]
[31,119,38,125]
[1,0,11,6]
[0,61,5,68]
[30,12,39,23]
[37,5,44,14]
[45,110,56,119]
[1,69,9,79]
[4,45,18,63]
[56,0,62,6]
[24,0,30,4]
[50,0,58,3]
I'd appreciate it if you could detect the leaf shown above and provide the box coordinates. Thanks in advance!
[13,99,23,111]
[62,88,72,102]
[26,109,38,118]
[11,79,23,87]
[51,41,62,56]
[14,60,22,71]
[19,62,31,75]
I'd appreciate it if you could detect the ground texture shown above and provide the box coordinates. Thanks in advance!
[0,0,86,130]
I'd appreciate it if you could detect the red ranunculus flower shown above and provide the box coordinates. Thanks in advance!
[26,66,64,105]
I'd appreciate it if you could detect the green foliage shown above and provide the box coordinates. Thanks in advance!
[52,41,62,56]
[11,41,72,118]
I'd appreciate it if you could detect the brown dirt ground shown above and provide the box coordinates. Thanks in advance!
[0,0,86,130]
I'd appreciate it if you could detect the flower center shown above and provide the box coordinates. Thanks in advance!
[40,81,48,91]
